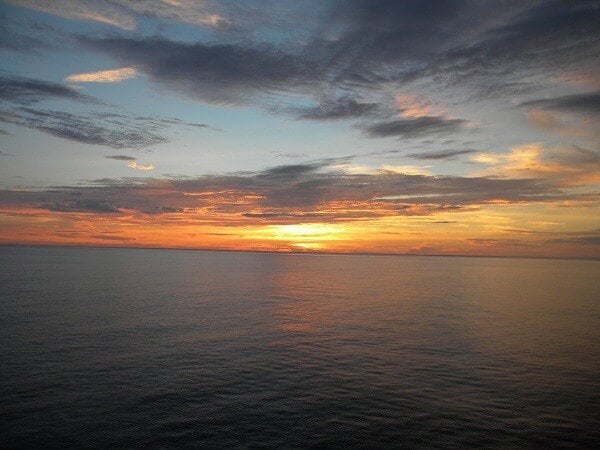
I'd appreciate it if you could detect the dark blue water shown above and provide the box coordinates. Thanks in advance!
[1,246,599,447]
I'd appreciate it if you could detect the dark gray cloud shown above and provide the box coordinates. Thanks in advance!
[364,116,466,138]
[0,75,95,104]
[1,160,588,223]
[8,0,599,107]
[73,1,599,139]
[94,112,218,131]
[520,91,600,114]
[79,36,317,105]
[0,76,218,148]
[43,199,120,213]
[0,107,168,148]
[4,0,599,148]
[293,97,379,120]
[407,149,477,160]
[104,155,136,161]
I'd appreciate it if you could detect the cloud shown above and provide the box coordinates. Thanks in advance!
[13,0,598,112]
[65,67,137,83]
[79,36,317,106]
[471,143,600,186]
[0,75,95,104]
[407,149,477,160]
[71,1,599,139]
[5,0,230,30]
[395,94,445,119]
[0,107,168,148]
[43,199,120,213]
[525,110,564,132]
[363,116,466,138]
[127,161,155,171]
[105,154,154,170]
[0,76,218,148]
[311,1,599,98]
[0,160,584,224]
[104,155,136,161]
[4,0,137,30]
[293,97,379,120]
[520,91,600,114]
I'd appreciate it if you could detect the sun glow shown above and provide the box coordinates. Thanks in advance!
[243,223,348,250]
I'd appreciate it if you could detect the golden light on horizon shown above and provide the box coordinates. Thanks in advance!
[244,223,349,250]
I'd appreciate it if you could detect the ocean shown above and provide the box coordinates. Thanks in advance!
[1,245,599,447]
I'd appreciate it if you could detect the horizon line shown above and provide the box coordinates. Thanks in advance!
[1,242,598,262]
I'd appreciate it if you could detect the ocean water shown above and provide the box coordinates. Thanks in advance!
[1,246,599,447]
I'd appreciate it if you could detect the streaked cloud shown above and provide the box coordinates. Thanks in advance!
[0,75,95,104]
[4,0,229,30]
[0,75,218,148]
[0,160,583,221]
[0,107,168,148]
[407,149,477,160]
[520,92,600,114]
[363,116,466,139]
[66,67,137,83]
[104,155,136,161]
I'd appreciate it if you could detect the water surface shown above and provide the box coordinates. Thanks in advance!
[1,246,599,447]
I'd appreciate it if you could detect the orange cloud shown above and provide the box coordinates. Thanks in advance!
[1,161,598,257]
[66,67,138,83]
[471,143,600,186]
[127,161,155,171]
[395,93,444,118]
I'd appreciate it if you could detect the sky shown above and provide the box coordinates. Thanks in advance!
[0,0,598,257]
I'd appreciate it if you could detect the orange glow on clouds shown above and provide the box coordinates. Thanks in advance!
[1,201,598,258]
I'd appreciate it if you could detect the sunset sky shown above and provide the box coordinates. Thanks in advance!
[0,0,598,257]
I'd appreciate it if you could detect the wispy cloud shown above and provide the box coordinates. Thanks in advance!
[66,67,137,83]
[105,154,154,171]
[0,107,168,148]
[408,149,477,160]
[0,75,218,148]
[5,0,230,30]
[0,75,96,104]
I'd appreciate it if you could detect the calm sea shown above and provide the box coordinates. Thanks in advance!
[1,245,599,447]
